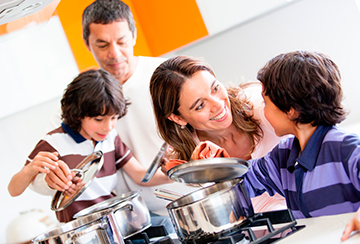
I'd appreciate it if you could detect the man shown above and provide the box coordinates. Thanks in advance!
[33,0,194,232]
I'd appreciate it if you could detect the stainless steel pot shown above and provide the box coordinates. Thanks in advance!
[166,178,254,243]
[73,190,151,239]
[32,208,124,244]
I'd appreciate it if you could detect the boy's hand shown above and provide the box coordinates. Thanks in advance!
[63,176,84,196]
[45,160,73,192]
[28,151,59,174]
[341,208,360,241]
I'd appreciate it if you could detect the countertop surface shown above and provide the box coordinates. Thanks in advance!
[277,212,360,244]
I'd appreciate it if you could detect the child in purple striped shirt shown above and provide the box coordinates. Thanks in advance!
[242,51,360,241]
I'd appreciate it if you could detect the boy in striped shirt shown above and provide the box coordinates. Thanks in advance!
[243,51,360,240]
[8,69,173,223]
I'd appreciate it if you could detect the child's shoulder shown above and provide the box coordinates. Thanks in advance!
[46,126,65,136]
[277,135,296,149]
[324,126,360,143]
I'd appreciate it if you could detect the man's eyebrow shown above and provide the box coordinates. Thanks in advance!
[95,35,126,44]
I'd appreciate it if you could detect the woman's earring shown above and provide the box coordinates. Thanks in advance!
[181,125,186,129]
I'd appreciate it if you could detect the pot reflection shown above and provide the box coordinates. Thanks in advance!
[166,178,254,242]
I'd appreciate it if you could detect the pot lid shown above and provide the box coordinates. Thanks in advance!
[73,190,140,218]
[167,157,249,184]
[51,150,104,211]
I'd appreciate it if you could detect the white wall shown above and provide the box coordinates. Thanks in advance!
[0,16,78,119]
[196,0,299,35]
[167,0,360,133]
[0,16,78,243]
[1,97,61,243]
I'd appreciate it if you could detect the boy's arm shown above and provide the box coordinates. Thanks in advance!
[8,166,39,197]
[29,172,56,195]
[245,151,284,198]
[8,151,59,196]
[340,134,360,241]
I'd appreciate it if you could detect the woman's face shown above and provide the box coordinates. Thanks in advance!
[171,70,232,132]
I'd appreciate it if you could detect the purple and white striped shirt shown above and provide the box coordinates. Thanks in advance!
[245,125,360,218]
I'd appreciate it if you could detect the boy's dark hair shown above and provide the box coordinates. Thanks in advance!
[61,69,130,132]
[257,51,346,126]
[82,0,136,47]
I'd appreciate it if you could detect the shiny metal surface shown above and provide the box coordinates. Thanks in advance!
[142,142,168,183]
[166,178,254,242]
[51,151,104,211]
[167,157,249,184]
[154,188,185,201]
[32,209,125,244]
[74,191,151,239]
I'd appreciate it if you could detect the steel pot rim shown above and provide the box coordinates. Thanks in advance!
[73,190,141,218]
[32,208,116,242]
[166,177,244,209]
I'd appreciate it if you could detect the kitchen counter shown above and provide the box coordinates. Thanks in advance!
[278,212,360,244]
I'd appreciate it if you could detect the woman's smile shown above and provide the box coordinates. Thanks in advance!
[210,106,228,121]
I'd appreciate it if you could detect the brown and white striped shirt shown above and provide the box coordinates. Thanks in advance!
[26,123,133,222]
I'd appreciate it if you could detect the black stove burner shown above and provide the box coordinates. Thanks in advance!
[186,209,305,244]
[124,209,305,244]
[125,225,174,244]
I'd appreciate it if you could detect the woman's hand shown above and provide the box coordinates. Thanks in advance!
[341,208,360,241]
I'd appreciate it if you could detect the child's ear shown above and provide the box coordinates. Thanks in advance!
[287,107,300,120]
[168,113,187,127]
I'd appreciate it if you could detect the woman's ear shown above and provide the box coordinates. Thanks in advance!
[168,113,187,126]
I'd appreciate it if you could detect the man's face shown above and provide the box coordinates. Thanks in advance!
[86,21,136,84]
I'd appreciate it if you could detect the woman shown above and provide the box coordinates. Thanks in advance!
[149,55,286,212]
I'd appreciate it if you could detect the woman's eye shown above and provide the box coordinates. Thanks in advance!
[213,84,220,93]
[95,118,103,122]
[195,102,204,111]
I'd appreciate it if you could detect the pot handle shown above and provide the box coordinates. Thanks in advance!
[113,201,133,213]
[154,188,184,201]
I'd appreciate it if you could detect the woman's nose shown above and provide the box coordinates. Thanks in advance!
[209,97,223,112]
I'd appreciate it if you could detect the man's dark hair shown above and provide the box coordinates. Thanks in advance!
[61,69,130,132]
[257,51,346,126]
[82,0,136,46]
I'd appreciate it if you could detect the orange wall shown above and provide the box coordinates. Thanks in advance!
[56,0,208,72]
[55,0,97,72]
[131,0,208,56]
